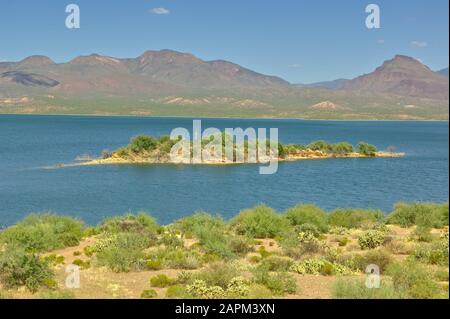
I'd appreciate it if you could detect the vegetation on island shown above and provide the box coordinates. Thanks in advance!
[98,134,385,163]
[0,202,448,299]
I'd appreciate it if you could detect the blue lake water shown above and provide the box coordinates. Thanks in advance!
[0,115,448,226]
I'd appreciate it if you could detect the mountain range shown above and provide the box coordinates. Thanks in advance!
[0,50,448,120]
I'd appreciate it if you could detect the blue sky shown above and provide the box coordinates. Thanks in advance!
[0,0,448,83]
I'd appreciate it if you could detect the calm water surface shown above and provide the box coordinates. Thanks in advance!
[0,115,448,226]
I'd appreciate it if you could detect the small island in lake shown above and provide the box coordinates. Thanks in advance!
[77,135,405,166]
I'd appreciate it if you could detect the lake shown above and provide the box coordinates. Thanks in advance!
[0,115,448,226]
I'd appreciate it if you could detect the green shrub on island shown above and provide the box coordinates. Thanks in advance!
[0,214,84,253]
[357,142,377,156]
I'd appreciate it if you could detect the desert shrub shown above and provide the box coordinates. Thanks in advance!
[296,223,321,237]
[260,255,294,272]
[42,254,65,266]
[95,233,150,272]
[83,246,95,257]
[357,249,394,272]
[230,205,288,238]
[388,202,448,228]
[252,266,297,295]
[72,259,90,270]
[290,258,353,276]
[194,262,239,289]
[410,226,434,242]
[332,278,404,299]
[166,284,192,298]
[174,212,225,237]
[158,230,184,248]
[434,269,449,282]
[0,214,84,252]
[38,289,76,299]
[336,236,349,247]
[358,230,385,250]
[0,247,54,293]
[148,248,201,270]
[174,213,234,259]
[284,204,328,232]
[150,274,175,288]
[98,212,160,240]
[186,280,225,299]
[227,276,250,298]
[328,209,383,229]
[247,284,273,299]
[279,229,322,259]
[412,240,449,266]
[140,289,158,299]
[229,236,253,255]
[387,261,442,299]
[329,226,350,235]
[357,142,377,156]
[384,239,414,255]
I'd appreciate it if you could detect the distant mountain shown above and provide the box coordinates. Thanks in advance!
[297,79,349,90]
[436,68,449,77]
[342,55,448,100]
[0,51,448,120]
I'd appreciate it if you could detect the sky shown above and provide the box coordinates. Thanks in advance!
[0,0,448,83]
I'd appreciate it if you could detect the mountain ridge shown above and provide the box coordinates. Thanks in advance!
[0,50,448,120]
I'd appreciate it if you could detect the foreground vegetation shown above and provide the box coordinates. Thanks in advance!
[0,202,448,299]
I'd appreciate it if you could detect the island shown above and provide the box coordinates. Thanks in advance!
[76,135,405,166]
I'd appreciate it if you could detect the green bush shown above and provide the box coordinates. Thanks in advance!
[96,233,150,272]
[226,276,250,298]
[140,289,158,299]
[328,208,383,229]
[284,204,328,232]
[357,142,377,156]
[252,266,297,295]
[72,259,90,270]
[260,255,294,272]
[0,247,54,293]
[388,202,448,228]
[0,214,84,252]
[358,230,385,250]
[307,140,333,152]
[230,205,289,238]
[332,278,404,299]
[290,258,353,276]
[147,248,201,270]
[129,135,158,153]
[332,142,354,154]
[38,289,76,299]
[194,262,239,289]
[150,274,175,288]
[166,284,191,298]
[412,240,449,266]
[186,280,225,299]
[98,212,160,239]
[356,249,394,272]
[387,261,442,299]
